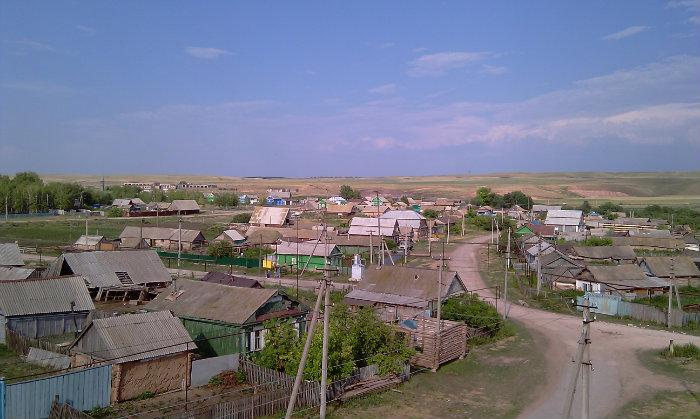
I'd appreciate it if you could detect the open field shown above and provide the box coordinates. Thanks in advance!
[39,172,700,207]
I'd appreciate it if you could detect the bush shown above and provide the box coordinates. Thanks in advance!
[442,294,502,336]
[208,240,234,258]
[107,207,124,217]
[208,370,244,387]
[340,185,362,200]
[231,212,252,223]
[662,343,700,360]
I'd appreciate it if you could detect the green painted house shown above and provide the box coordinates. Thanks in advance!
[275,241,342,271]
[145,279,307,357]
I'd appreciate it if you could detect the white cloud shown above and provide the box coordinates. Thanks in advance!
[4,39,64,55]
[480,64,507,75]
[75,25,95,36]
[407,51,493,77]
[412,47,429,53]
[601,26,648,40]
[184,46,233,59]
[368,83,398,95]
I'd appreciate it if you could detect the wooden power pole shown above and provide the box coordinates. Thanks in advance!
[563,296,594,419]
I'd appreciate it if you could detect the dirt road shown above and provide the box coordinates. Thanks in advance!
[450,236,700,419]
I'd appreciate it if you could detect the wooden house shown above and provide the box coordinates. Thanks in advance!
[575,265,669,297]
[274,241,342,271]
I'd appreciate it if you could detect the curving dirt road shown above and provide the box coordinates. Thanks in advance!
[449,236,700,419]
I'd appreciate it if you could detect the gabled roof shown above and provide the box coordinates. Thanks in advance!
[325,204,356,214]
[0,276,94,316]
[0,243,23,266]
[0,266,36,281]
[571,245,637,261]
[640,257,700,278]
[168,200,200,212]
[525,242,555,257]
[145,279,278,325]
[276,241,339,257]
[544,210,583,226]
[327,235,373,247]
[200,272,263,288]
[582,265,669,289]
[380,210,426,229]
[250,207,290,226]
[119,226,205,243]
[215,230,246,242]
[348,217,398,236]
[71,311,194,363]
[532,205,561,212]
[49,250,171,288]
[627,229,672,238]
[353,265,464,302]
[74,235,106,247]
[245,226,283,244]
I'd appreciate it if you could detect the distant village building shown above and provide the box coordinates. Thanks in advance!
[0,243,24,267]
[570,245,637,264]
[544,210,584,233]
[249,207,290,227]
[274,241,342,271]
[73,235,115,251]
[348,218,400,242]
[119,226,206,250]
[380,210,428,239]
[576,264,669,297]
[168,199,201,214]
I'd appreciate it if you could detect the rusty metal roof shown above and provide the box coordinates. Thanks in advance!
[0,276,94,316]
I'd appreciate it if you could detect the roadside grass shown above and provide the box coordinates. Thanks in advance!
[635,286,700,311]
[609,346,700,419]
[324,321,544,419]
[0,344,56,381]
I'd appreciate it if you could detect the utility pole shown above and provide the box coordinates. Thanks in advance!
[296,219,299,300]
[5,195,8,222]
[319,225,332,419]
[85,218,88,236]
[432,240,447,371]
[369,232,373,265]
[461,212,465,237]
[375,190,382,268]
[536,240,542,296]
[177,211,182,290]
[563,297,594,419]
[504,228,511,319]
[446,212,450,245]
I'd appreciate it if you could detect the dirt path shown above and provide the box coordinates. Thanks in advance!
[449,236,700,419]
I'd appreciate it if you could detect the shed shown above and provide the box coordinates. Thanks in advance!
[145,280,308,357]
[73,235,114,251]
[249,207,290,227]
[0,243,24,267]
[325,204,357,216]
[0,266,38,281]
[0,276,94,343]
[69,311,195,402]
[397,317,468,371]
[120,226,206,250]
[213,229,247,245]
[200,272,264,288]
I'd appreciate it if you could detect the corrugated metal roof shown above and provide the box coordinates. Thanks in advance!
[0,276,94,316]
[325,204,356,214]
[344,289,428,308]
[641,256,700,278]
[612,237,684,250]
[532,205,561,212]
[0,243,24,266]
[215,230,246,242]
[356,266,464,302]
[0,266,36,281]
[145,279,277,325]
[72,311,194,363]
[57,250,171,288]
[250,207,290,226]
[74,235,106,247]
[348,217,398,236]
[120,226,205,243]
[169,200,201,212]
[276,241,339,257]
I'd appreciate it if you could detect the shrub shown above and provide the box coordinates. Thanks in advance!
[442,294,502,336]
[107,207,124,217]
[662,343,700,360]
[231,212,252,223]
[208,240,234,258]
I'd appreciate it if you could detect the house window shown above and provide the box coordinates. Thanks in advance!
[250,329,266,352]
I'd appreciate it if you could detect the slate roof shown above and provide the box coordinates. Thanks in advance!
[0,276,94,316]
[249,207,290,226]
[380,210,426,229]
[640,257,700,278]
[276,241,339,257]
[70,311,194,363]
[582,265,669,289]
[325,204,356,214]
[74,235,106,247]
[0,243,24,266]
[0,266,36,281]
[352,265,464,302]
[611,237,684,250]
[145,279,278,325]
[215,230,246,242]
[168,200,201,212]
[119,226,205,243]
[544,210,583,227]
[200,272,263,288]
[571,245,637,261]
[627,229,672,238]
[348,217,399,236]
[48,250,171,288]
[532,205,561,212]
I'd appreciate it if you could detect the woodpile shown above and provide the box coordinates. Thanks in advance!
[396,317,469,371]
[339,374,403,402]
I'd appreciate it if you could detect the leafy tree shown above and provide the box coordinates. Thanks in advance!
[422,209,439,219]
[579,200,592,214]
[597,201,623,215]
[442,294,502,336]
[242,246,274,259]
[502,191,532,209]
[339,185,362,200]
[231,212,252,223]
[208,240,234,258]
[256,319,299,371]
[214,193,239,208]
[400,196,410,205]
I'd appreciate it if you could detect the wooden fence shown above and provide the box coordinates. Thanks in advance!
[5,328,69,356]
[48,397,94,419]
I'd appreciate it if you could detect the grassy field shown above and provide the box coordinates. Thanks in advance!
[324,321,545,419]
[608,348,700,419]
[41,172,700,207]
[0,344,55,382]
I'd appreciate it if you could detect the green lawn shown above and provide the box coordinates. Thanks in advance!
[324,321,545,419]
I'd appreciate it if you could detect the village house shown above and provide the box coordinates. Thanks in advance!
[639,256,700,286]
[73,235,115,251]
[515,223,556,239]
[360,205,391,217]
[524,241,557,267]
[531,205,561,216]
[69,311,195,402]
[213,229,247,246]
[343,266,467,322]
[592,217,667,233]
[0,276,95,343]
[145,279,308,357]
[44,250,172,301]
[575,264,669,297]
[325,203,357,216]
[538,251,584,288]
[119,226,206,250]
[0,243,24,267]
[380,210,428,239]
[570,245,637,264]
[112,198,146,210]
[200,271,264,288]
[626,228,672,238]
[327,235,375,256]
[544,209,584,233]
[475,206,495,217]
[249,206,290,227]
[168,199,201,214]
[327,196,348,205]
[274,240,342,271]
[348,217,400,243]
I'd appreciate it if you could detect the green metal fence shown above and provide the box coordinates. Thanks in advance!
[157,251,260,268]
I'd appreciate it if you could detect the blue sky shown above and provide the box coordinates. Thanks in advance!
[1,1,699,177]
